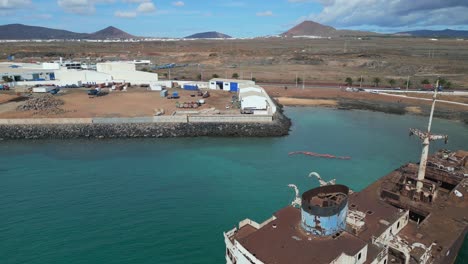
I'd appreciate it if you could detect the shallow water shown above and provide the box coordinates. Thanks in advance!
[0,107,467,264]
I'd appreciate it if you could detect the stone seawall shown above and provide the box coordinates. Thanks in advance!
[0,112,291,140]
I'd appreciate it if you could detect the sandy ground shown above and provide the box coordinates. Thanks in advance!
[264,86,468,112]
[0,88,238,118]
[0,86,466,119]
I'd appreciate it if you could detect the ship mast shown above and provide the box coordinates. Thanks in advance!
[409,79,448,196]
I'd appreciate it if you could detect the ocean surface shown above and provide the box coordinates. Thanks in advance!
[0,107,467,264]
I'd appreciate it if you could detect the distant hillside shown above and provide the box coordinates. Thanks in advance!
[396,29,468,38]
[282,21,336,37]
[0,24,87,40]
[185,31,232,39]
[0,24,135,40]
[88,26,135,39]
[282,21,378,38]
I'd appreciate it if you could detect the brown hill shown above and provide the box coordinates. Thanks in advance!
[88,26,136,39]
[185,31,232,39]
[283,21,336,37]
[282,21,378,38]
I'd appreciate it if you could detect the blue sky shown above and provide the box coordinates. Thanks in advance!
[1,0,468,37]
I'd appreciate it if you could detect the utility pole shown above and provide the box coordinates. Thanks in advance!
[169,69,171,80]
[359,75,363,89]
[302,74,305,90]
[295,73,298,88]
[406,75,410,96]
[251,72,253,81]
[409,78,448,199]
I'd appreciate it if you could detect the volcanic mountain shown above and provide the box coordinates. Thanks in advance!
[185,31,232,39]
[282,21,378,38]
[0,24,135,40]
[88,26,136,39]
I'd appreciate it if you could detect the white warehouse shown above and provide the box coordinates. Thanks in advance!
[54,69,112,86]
[96,62,158,85]
[239,86,277,115]
[209,78,255,92]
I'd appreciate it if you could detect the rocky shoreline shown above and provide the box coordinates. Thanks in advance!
[0,112,291,140]
[336,98,468,124]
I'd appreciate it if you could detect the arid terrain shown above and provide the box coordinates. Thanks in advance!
[2,37,468,88]
[0,88,238,118]
[1,37,467,122]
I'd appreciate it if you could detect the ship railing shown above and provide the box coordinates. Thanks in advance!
[224,227,238,239]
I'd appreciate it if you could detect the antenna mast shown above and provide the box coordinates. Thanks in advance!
[409,79,448,196]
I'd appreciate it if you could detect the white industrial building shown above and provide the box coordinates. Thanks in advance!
[1,60,158,87]
[96,62,158,84]
[209,78,255,91]
[55,69,112,86]
[239,86,277,115]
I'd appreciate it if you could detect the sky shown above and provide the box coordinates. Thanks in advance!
[1,0,468,37]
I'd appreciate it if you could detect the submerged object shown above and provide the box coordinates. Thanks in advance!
[289,151,351,160]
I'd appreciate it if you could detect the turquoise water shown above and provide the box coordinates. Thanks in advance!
[1,107,467,264]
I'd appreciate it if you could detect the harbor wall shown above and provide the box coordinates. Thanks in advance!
[0,112,290,140]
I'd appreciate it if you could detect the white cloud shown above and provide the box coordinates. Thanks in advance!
[57,0,114,15]
[256,11,273,17]
[0,0,32,9]
[137,1,155,12]
[306,0,468,28]
[172,1,184,7]
[115,10,137,18]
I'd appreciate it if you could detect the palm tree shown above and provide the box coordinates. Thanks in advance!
[373,77,381,87]
[232,73,239,79]
[212,74,219,78]
[404,80,412,88]
[345,77,353,86]
[421,79,430,85]
[197,74,202,81]
[388,79,396,87]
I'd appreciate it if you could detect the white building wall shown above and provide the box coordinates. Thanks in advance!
[241,95,268,110]
[55,70,112,85]
[109,70,158,85]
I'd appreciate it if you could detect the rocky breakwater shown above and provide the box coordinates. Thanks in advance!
[0,109,291,140]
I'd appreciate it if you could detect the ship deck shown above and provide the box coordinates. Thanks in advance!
[231,150,468,263]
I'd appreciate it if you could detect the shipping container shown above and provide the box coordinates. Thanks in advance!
[32,86,54,93]
[183,84,199,91]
